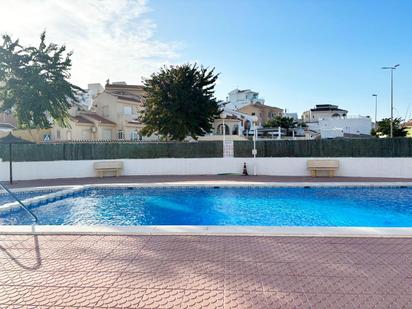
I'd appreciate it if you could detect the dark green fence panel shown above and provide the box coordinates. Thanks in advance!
[234,138,412,157]
[2,139,411,161]
[233,141,265,157]
[0,141,223,161]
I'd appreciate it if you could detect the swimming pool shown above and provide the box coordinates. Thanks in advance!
[1,186,412,227]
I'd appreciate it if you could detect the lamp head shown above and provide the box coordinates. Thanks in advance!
[382,64,400,70]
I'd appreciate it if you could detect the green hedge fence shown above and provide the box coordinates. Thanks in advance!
[0,141,223,162]
[0,139,411,162]
[234,138,412,157]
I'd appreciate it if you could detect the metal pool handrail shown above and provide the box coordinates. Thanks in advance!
[0,183,38,223]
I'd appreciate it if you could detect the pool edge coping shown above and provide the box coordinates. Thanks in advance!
[6,180,412,195]
[1,225,412,238]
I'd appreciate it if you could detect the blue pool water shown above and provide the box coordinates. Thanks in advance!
[1,187,412,226]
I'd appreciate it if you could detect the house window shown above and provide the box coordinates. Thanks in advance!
[123,106,132,115]
[232,124,239,135]
[117,130,124,140]
[102,106,109,117]
[130,130,139,141]
[82,129,92,140]
[217,124,230,135]
[43,134,51,141]
[56,130,61,139]
[66,131,72,140]
[102,129,112,140]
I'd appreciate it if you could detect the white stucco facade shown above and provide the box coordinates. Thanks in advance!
[318,117,372,135]
[307,117,372,138]
[226,89,265,110]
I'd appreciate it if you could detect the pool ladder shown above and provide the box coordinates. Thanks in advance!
[0,183,38,223]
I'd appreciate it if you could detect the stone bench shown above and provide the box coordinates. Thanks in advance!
[94,161,123,178]
[307,159,339,177]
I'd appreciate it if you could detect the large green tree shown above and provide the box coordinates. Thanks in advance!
[0,32,82,128]
[372,117,407,137]
[263,116,298,136]
[141,63,220,141]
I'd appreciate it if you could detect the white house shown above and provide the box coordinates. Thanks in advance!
[301,103,372,138]
[225,89,265,110]
[87,83,104,98]
[307,116,373,138]
[302,104,348,123]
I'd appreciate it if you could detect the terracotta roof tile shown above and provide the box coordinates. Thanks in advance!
[117,95,142,103]
[71,115,94,124]
[83,113,116,125]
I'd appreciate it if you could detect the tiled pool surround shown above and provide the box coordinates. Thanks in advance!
[2,181,412,307]
[0,234,411,308]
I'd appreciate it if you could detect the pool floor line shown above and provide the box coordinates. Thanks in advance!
[1,225,412,237]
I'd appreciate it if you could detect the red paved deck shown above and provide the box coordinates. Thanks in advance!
[1,234,411,308]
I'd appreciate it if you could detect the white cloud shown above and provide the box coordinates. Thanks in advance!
[0,0,180,87]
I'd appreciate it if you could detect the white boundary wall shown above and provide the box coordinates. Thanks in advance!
[0,157,411,181]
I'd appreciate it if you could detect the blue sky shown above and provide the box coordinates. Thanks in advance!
[149,0,412,119]
[1,0,411,119]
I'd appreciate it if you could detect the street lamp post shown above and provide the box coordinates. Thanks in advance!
[251,116,258,176]
[381,64,400,138]
[220,112,227,157]
[372,94,378,130]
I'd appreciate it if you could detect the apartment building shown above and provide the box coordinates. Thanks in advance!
[47,82,153,142]
[302,104,348,123]
[91,82,146,141]
[238,103,283,127]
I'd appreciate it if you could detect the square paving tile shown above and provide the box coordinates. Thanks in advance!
[224,274,263,292]
[95,287,146,308]
[188,273,225,291]
[224,290,268,309]
[264,291,310,309]
[138,288,185,308]
[1,234,412,308]
[260,275,303,293]
[180,289,224,309]
[113,272,155,289]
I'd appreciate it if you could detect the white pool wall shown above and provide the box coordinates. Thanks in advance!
[0,157,411,181]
